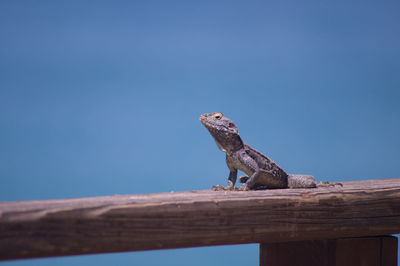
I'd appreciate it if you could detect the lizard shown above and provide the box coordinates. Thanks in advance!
[200,112,341,191]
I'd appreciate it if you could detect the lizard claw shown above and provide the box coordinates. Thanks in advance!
[212,184,234,191]
[212,184,225,191]
[212,184,237,191]
[237,184,250,191]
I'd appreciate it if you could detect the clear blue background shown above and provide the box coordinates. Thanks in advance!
[1,1,399,265]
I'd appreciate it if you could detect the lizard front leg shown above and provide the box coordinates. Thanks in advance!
[227,168,237,189]
[212,156,237,190]
[213,154,238,190]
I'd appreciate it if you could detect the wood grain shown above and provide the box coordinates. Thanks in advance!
[1,178,400,260]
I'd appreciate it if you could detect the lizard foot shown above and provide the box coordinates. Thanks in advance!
[317,181,343,187]
[237,184,250,191]
[212,184,235,191]
[212,184,226,191]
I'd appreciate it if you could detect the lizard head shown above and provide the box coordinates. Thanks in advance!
[200,112,243,153]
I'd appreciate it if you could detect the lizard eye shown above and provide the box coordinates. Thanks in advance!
[213,113,223,120]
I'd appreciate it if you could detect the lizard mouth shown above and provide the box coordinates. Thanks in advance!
[200,118,231,134]
[199,114,216,127]
[199,118,212,129]
[199,114,211,125]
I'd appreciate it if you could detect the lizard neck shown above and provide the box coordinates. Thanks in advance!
[211,131,244,154]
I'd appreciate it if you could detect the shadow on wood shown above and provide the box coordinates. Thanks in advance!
[260,236,398,266]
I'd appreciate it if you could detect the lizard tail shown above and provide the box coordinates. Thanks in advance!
[287,174,317,188]
[317,181,343,187]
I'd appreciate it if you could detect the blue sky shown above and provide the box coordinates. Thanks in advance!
[1,1,399,265]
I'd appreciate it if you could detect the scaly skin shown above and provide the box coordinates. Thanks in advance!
[200,112,339,190]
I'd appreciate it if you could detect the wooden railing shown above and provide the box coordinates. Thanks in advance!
[1,178,400,265]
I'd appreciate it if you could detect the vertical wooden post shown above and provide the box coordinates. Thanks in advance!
[260,236,397,266]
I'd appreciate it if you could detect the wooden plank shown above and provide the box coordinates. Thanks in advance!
[1,179,400,260]
[260,236,397,266]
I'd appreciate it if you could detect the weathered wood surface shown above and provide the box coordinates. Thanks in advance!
[1,178,400,260]
[260,236,398,266]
